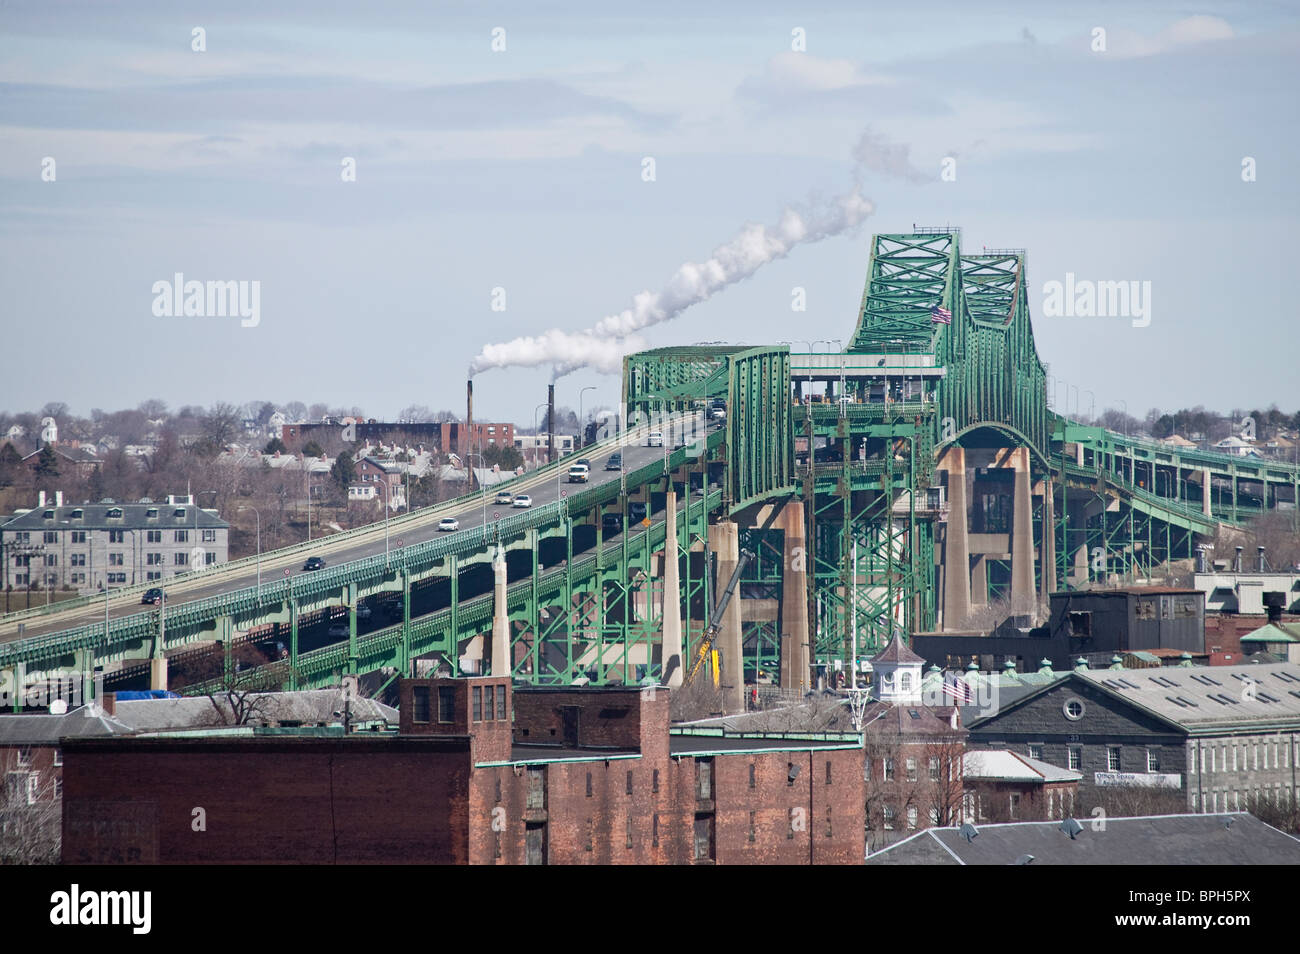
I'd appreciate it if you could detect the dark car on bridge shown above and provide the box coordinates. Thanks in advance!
[141,587,165,605]
[302,556,327,571]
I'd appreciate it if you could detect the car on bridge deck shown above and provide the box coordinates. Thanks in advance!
[513,494,533,508]
[141,587,165,605]
[494,491,514,505]
[438,517,460,532]
[302,556,327,571]
[605,452,622,470]
[646,432,664,447]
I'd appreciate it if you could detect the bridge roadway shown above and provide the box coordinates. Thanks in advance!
[0,418,703,649]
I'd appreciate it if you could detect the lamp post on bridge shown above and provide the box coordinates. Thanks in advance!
[579,386,596,450]
[237,505,262,600]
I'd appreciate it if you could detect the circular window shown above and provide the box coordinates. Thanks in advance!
[1063,699,1085,721]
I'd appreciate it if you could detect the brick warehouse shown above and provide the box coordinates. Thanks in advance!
[61,678,865,864]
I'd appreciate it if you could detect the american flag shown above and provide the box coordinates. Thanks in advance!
[930,304,952,325]
[942,677,973,703]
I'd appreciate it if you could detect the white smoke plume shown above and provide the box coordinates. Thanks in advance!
[468,185,874,379]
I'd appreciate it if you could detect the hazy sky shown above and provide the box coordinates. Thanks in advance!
[2,1,1297,425]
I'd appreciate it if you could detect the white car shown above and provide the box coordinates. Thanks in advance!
[327,622,349,638]
[513,494,533,508]
[647,432,664,447]
[438,517,459,532]
[494,491,514,505]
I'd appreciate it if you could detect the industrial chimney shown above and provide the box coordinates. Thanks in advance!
[1195,546,1208,574]
[465,379,474,459]
[1233,546,1243,573]
[1258,546,1267,572]
[547,384,555,464]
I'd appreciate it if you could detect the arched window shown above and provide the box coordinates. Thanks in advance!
[900,672,913,691]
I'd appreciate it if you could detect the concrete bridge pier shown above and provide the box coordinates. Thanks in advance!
[661,488,684,687]
[491,545,510,677]
[1010,447,1036,608]
[939,446,971,630]
[780,500,810,693]
[709,520,744,712]
[1040,477,1057,599]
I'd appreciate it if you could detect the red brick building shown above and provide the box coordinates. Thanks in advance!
[61,678,864,864]
[962,750,1082,823]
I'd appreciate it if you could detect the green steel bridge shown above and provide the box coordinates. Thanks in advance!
[3,228,1298,711]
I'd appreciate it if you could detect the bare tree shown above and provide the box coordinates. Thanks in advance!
[173,642,295,726]
[0,753,61,864]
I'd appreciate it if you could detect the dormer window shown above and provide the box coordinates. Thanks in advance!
[173,508,186,519]
[146,508,159,519]
[106,507,123,519]
[70,508,83,520]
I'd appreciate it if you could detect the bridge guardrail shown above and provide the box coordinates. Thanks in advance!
[0,431,725,668]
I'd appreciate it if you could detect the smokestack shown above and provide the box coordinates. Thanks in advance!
[1234,546,1243,573]
[1258,546,1267,572]
[465,380,474,459]
[547,384,555,464]
[1195,547,1208,574]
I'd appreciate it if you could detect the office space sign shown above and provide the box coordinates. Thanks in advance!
[1095,772,1181,789]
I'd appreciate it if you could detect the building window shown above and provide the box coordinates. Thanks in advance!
[205,552,216,565]
[696,759,713,800]
[626,816,633,850]
[44,531,58,544]
[586,773,593,798]
[146,553,162,566]
[929,757,940,781]
[626,770,633,796]
[1064,699,1085,720]
[146,530,162,543]
[71,531,86,544]
[484,685,494,720]
[749,763,756,789]
[1010,794,1020,819]
[174,553,188,566]
[929,807,941,826]
[70,554,85,567]
[1028,745,1043,761]
[652,814,659,848]
[748,811,756,843]
[472,686,482,722]
[17,747,31,768]
[1108,747,1121,772]
[826,760,832,785]
[497,686,506,720]
[44,554,57,567]
[900,672,912,691]
[27,773,40,805]
[175,530,189,543]
[883,805,895,830]
[1068,747,1081,771]
[109,553,124,566]
[906,758,917,781]
[108,530,124,543]
[884,758,895,781]
[203,529,217,542]
[652,769,659,793]
[412,687,430,722]
[437,686,456,723]
[1147,750,1161,773]
[907,806,918,829]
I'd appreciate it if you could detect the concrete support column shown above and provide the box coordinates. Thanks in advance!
[661,489,684,686]
[940,446,970,630]
[709,520,744,712]
[1040,478,1057,599]
[1202,468,1213,518]
[150,656,168,692]
[491,546,510,677]
[1010,447,1035,608]
[970,555,989,608]
[780,500,810,693]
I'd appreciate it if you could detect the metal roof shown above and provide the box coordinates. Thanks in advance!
[962,750,1082,783]
[1,502,228,532]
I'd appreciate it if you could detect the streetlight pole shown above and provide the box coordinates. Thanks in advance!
[194,491,217,576]
[238,506,262,600]
[579,387,596,450]
[533,403,548,470]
